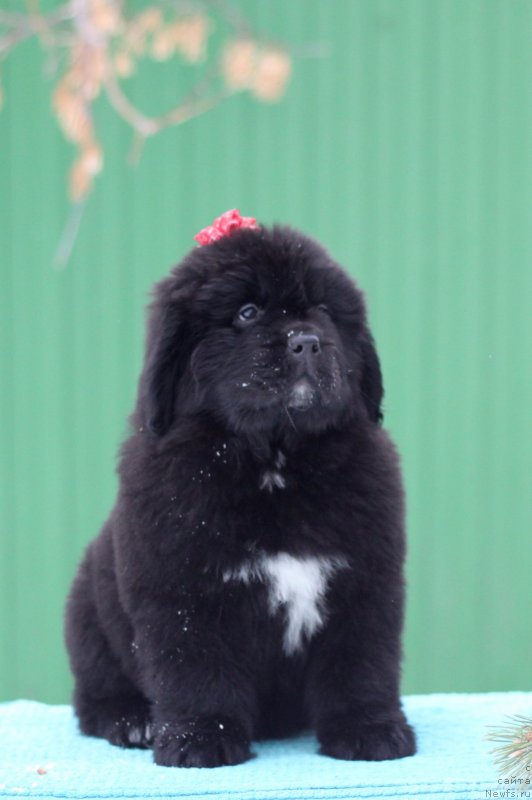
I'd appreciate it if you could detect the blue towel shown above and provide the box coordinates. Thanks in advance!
[0,692,530,799]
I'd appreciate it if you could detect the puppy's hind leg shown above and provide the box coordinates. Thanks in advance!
[64,553,152,749]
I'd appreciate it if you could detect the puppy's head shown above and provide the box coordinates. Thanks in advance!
[136,226,383,439]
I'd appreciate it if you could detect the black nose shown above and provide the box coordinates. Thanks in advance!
[288,333,321,357]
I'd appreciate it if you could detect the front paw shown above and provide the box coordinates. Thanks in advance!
[318,716,416,761]
[154,716,252,768]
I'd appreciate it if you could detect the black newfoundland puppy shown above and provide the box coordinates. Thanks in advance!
[65,213,416,768]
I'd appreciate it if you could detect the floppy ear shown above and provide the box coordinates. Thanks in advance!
[138,295,189,436]
[359,331,384,424]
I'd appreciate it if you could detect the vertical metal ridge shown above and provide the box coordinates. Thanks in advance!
[399,0,426,690]
[0,36,16,698]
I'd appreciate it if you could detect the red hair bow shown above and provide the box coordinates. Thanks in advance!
[194,209,259,246]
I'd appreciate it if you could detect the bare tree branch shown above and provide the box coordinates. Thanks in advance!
[0,3,75,57]
[0,0,295,264]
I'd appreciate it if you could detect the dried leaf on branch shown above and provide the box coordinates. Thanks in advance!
[0,1,293,262]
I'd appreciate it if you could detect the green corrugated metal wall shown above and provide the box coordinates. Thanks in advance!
[1,0,531,704]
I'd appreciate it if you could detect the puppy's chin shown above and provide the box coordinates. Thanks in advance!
[215,378,352,441]
[287,378,315,412]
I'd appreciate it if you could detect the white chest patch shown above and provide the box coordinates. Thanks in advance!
[223,552,347,655]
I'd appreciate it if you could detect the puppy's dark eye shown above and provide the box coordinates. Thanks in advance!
[317,304,330,315]
[238,304,260,323]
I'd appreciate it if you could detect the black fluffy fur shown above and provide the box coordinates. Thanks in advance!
[64,224,416,767]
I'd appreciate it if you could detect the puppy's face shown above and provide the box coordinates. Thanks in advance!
[139,226,383,439]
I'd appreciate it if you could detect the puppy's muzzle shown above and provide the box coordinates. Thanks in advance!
[286,333,321,410]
